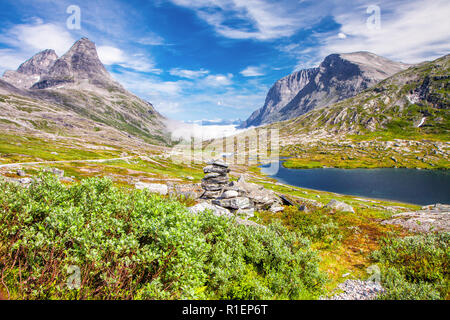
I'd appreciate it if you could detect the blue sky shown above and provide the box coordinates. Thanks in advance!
[0,0,449,122]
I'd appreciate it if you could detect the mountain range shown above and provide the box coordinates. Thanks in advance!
[241,52,410,128]
[0,38,169,147]
[0,38,448,152]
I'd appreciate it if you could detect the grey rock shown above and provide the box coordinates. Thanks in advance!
[50,168,64,178]
[206,159,229,168]
[201,182,224,191]
[202,176,228,185]
[19,178,33,184]
[382,204,450,233]
[221,190,239,199]
[269,205,284,213]
[1,49,58,89]
[324,280,384,300]
[204,172,222,179]
[213,197,252,210]
[32,38,116,90]
[203,165,230,174]
[17,169,26,177]
[135,182,168,195]
[298,205,309,213]
[325,199,355,213]
[189,202,232,218]
[201,190,222,199]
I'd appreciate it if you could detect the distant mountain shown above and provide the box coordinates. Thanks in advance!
[0,38,169,145]
[241,52,409,128]
[272,54,449,139]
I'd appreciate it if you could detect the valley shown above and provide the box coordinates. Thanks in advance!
[0,36,448,301]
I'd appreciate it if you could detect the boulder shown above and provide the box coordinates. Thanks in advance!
[17,169,26,177]
[188,202,232,218]
[221,190,239,199]
[213,197,252,210]
[325,199,355,213]
[269,205,284,213]
[135,182,168,195]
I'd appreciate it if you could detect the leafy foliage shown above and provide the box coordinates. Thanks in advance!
[372,233,449,299]
[0,173,325,300]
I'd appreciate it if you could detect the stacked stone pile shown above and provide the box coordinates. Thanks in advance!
[197,159,284,218]
[201,160,230,199]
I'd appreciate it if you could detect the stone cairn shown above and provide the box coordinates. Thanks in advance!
[199,159,284,218]
[201,160,230,199]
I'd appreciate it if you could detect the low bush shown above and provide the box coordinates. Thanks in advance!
[0,173,326,300]
[372,233,449,300]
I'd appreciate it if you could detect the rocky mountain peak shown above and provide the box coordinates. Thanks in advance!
[242,52,410,127]
[1,49,58,89]
[17,49,58,76]
[32,37,115,89]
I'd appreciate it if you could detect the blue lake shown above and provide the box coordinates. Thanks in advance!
[261,162,450,205]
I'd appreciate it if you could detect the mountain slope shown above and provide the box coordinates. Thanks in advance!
[242,52,409,128]
[0,38,170,146]
[273,54,449,142]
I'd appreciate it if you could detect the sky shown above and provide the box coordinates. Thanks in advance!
[0,0,449,122]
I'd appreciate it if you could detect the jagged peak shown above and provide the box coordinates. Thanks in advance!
[16,49,58,75]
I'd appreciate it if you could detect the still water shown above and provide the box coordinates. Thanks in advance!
[261,162,450,205]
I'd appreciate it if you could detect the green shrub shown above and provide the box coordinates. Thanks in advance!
[282,206,343,246]
[372,233,449,299]
[0,173,326,300]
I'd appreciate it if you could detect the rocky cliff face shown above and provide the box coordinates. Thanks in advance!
[241,68,318,127]
[242,52,409,127]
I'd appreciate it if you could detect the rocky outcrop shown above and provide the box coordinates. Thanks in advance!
[382,204,450,233]
[242,52,409,128]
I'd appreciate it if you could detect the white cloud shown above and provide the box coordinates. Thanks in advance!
[0,20,75,56]
[169,0,328,40]
[169,68,210,79]
[0,49,30,73]
[240,66,264,77]
[203,73,233,86]
[320,0,450,63]
[97,46,158,73]
[0,20,76,73]
[136,33,165,46]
